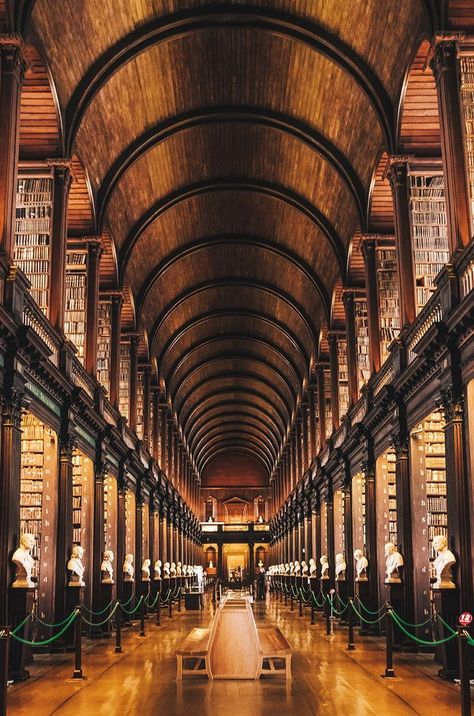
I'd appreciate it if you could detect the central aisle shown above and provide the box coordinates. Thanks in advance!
[7,597,462,716]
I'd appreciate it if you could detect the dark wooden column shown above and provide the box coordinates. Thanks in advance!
[0,36,26,257]
[343,291,358,405]
[109,292,123,407]
[129,335,139,432]
[143,366,151,450]
[326,483,335,584]
[361,237,382,374]
[152,388,160,463]
[48,160,72,331]
[327,332,340,430]
[386,157,417,327]
[85,239,103,377]
[314,494,322,567]
[173,432,180,488]
[159,508,167,563]
[148,493,156,566]
[343,470,354,593]
[160,401,168,472]
[301,402,309,472]
[431,38,472,253]
[135,485,143,576]
[363,459,379,611]
[0,386,23,624]
[441,387,473,612]
[167,509,174,563]
[316,366,326,448]
[295,418,302,483]
[54,427,75,623]
[290,430,297,490]
[167,416,174,482]
[116,478,126,600]
[392,430,415,624]
[92,459,106,611]
[308,382,317,461]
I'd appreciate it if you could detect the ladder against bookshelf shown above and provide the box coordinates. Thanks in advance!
[354,297,370,391]
[20,412,58,637]
[104,473,118,556]
[375,246,400,362]
[97,301,112,395]
[136,370,144,441]
[64,247,88,363]
[459,53,474,235]
[376,450,397,592]
[333,489,345,559]
[410,410,447,636]
[352,472,366,554]
[408,172,450,314]
[324,368,332,440]
[14,171,53,316]
[337,338,350,420]
[119,341,131,422]
[125,489,136,557]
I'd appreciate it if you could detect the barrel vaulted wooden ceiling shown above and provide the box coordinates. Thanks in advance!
[10,0,453,482]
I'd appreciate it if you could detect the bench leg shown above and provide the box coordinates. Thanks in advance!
[286,654,292,681]
[176,655,182,681]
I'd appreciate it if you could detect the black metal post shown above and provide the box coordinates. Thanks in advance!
[347,599,355,650]
[0,626,10,716]
[458,628,471,716]
[139,598,146,637]
[72,607,83,679]
[115,602,122,654]
[384,607,396,678]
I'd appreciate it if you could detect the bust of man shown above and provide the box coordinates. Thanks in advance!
[163,561,171,578]
[170,561,177,577]
[335,553,346,580]
[294,560,301,575]
[301,560,308,576]
[289,561,295,574]
[354,549,368,581]
[320,555,329,579]
[154,559,162,579]
[385,542,403,583]
[176,561,182,576]
[432,535,456,589]
[123,553,134,582]
[285,563,290,574]
[141,559,151,581]
[101,550,114,584]
[11,533,35,588]
[309,558,317,577]
[187,565,194,577]
[68,545,85,587]
[182,564,187,577]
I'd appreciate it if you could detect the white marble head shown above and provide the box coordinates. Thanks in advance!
[294,560,301,574]
[11,533,36,588]
[433,535,456,589]
[68,545,85,586]
[101,550,114,583]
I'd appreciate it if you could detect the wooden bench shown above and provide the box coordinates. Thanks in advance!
[176,627,211,679]
[257,627,292,680]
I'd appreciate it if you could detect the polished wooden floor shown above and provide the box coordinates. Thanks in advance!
[7,595,466,715]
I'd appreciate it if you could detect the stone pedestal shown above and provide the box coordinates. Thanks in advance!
[64,585,84,648]
[336,579,348,624]
[355,579,371,633]
[385,581,406,650]
[8,587,35,681]
[433,588,460,680]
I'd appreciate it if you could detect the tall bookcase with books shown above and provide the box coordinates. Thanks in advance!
[321,500,328,559]
[72,449,93,554]
[104,473,117,557]
[337,338,350,420]
[136,370,144,441]
[333,488,345,560]
[410,410,447,635]
[352,472,366,554]
[376,246,400,363]
[355,297,370,392]
[64,246,88,364]
[324,368,332,440]
[376,450,397,593]
[119,341,130,422]
[459,52,474,234]
[142,501,150,560]
[14,170,53,316]
[20,412,58,636]
[97,300,112,395]
[125,489,136,556]
[408,172,449,314]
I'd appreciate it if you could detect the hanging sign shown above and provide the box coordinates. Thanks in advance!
[458,612,473,627]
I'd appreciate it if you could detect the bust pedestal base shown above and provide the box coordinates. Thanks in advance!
[336,579,348,624]
[355,579,373,635]
[64,585,84,648]
[122,580,135,625]
[8,587,35,681]
[384,581,409,650]
[433,588,460,680]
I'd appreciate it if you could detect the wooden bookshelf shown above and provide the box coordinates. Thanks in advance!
[142,501,150,560]
[321,501,328,558]
[119,341,130,422]
[97,300,112,394]
[64,247,87,364]
[14,171,53,316]
[408,173,449,314]
[125,489,136,557]
[376,247,400,362]
[459,54,474,234]
[72,449,93,552]
[337,338,350,419]
[354,298,370,391]
[333,489,345,559]
[104,473,117,556]
[352,472,366,553]
[410,411,447,635]
[20,412,58,637]
[136,370,144,441]
[376,450,397,594]
[324,368,332,440]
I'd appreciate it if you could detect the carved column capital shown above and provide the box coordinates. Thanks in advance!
[1,387,25,427]
[439,386,464,423]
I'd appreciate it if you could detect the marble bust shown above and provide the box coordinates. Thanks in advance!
[141,559,151,581]
[354,549,368,581]
[294,560,301,575]
[123,553,134,582]
[335,553,346,580]
[170,561,177,577]
[301,560,308,576]
[432,535,456,589]
[320,555,329,580]
[68,545,85,587]
[154,559,162,579]
[182,564,188,577]
[309,558,317,577]
[285,563,290,574]
[289,561,295,574]
[101,550,114,584]
[177,561,182,577]
[163,561,171,577]
[385,543,403,583]
[11,533,35,588]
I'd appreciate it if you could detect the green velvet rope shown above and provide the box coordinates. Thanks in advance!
[120,595,144,615]
[81,601,119,627]
[327,595,347,616]
[160,589,172,604]
[120,594,134,607]
[349,599,386,625]
[467,634,474,647]
[354,596,386,616]
[391,611,437,629]
[10,610,78,646]
[333,592,348,610]
[311,591,325,608]
[145,591,160,608]
[435,612,458,636]
[11,612,34,636]
[82,598,115,616]
[390,611,458,647]
[31,610,78,630]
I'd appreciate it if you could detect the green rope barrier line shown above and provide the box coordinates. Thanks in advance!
[120,595,144,615]
[349,599,387,625]
[390,611,458,647]
[326,595,347,617]
[467,634,474,648]
[160,589,172,604]
[145,592,160,608]
[120,594,134,607]
[311,591,325,608]
[82,598,116,616]
[389,609,437,629]
[11,612,34,636]
[30,610,78,630]
[10,610,78,646]
[435,613,458,636]
[81,601,120,627]
[334,592,348,610]
[354,596,386,616]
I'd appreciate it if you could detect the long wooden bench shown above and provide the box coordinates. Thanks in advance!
[257,627,292,680]
[176,627,211,679]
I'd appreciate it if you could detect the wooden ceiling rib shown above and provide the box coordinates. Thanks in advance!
[27,1,434,481]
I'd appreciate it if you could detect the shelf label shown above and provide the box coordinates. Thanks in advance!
[459,612,473,627]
